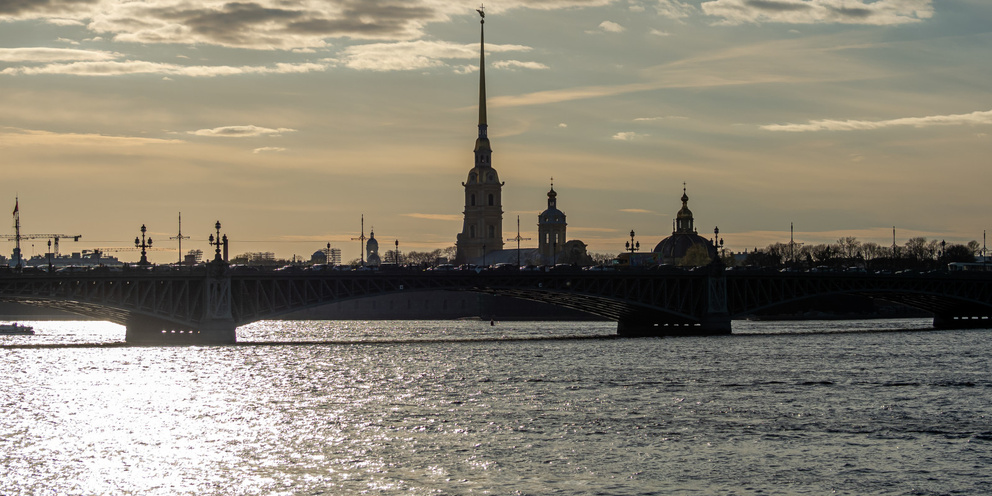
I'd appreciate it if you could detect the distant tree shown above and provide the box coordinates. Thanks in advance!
[904,237,929,262]
[442,245,457,260]
[809,244,834,265]
[837,236,861,259]
[942,244,976,264]
[679,244,712,267]
[967,240,982,256]
[405,249,443,266]
[383,249,402,265]
[589,252,616,265]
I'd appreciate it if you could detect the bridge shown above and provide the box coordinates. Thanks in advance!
[1,262,991,344]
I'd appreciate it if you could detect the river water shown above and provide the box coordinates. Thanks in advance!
[2,318,990,495]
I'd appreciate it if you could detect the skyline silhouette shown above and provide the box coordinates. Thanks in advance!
[1,1,988,264]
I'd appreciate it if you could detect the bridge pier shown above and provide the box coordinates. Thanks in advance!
[125,315,237,345]
[933,313,992,330]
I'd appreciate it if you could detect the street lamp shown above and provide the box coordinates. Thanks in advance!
[625,229,639,255]
[394,239,400,265]
[47,239,53,272]
[135,224,153,266]
[208,221,224,263]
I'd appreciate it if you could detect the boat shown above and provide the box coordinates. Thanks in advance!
[0,323,34,335]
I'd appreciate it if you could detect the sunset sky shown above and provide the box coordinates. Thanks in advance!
[1,0,989,264]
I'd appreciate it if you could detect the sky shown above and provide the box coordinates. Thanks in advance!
[1,0,990,264]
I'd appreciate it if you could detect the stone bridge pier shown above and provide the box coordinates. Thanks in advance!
[616,270,731,337]
[125,264,238,345]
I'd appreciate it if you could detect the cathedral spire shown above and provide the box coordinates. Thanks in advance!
[474,5,491,157]
[477,5,487,135]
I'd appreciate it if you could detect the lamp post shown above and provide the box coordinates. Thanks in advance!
[135,224,153,266]
[482,243,487,267]
[208,221,224,263]
[395,239,400,265]
[47,239,53,272]
[625,229,639,255]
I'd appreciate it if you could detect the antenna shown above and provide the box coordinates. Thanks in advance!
[170,212,190,265]
[506,215,531,267]
[351,214,367,266]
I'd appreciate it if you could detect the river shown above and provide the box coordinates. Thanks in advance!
[2,318,990,495]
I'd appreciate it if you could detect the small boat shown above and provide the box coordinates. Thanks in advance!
[0,323,34,335]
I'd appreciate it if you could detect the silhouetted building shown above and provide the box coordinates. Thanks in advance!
[538,183,566,262]
[366,230,381,267]
[455,11,504,264]
[653,186,717,265]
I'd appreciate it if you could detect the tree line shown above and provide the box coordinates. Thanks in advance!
[740,236,981,272]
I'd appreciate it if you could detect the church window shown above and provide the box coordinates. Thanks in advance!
[489,225,495,238]
[488,194,494,206]
[471,194,476,206]
[470,225,476,238]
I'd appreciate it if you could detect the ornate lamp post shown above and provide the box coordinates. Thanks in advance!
[135,224,153,266]
[394,239,400,265]
[47,239,53,272]
[208,221,224,263]
[625,229,639,255]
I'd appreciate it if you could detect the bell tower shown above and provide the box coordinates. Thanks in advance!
[538,181,566,262]
[455,6,504,264]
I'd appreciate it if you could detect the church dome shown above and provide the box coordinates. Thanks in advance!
[652,232,716,261]
[366,231,379,252]
[652,185,716,264]
[539,186,566,224]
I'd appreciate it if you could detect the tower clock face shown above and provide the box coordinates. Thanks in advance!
[487,172,494,181]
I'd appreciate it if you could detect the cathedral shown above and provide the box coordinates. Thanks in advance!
[651,186,718,265]
[455,9,503,264]
[454,10,590,267]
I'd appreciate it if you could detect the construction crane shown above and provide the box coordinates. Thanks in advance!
[3,198,81,268]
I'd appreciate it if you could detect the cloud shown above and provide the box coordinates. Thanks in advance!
[612,131,648,141]
[0,127,182,147]
[597,20,625,33]
[340,40,532,72]
[700,0,934,26]
[761,109,992,132]
[656,0,696,20]
[633,115,688,121]
[649,29,672,36]
[492,60,549,70]
[252,147,287,154]
[0,47,119,62]
[401,213,462,221]
[619,208,654,214]
[1,60,328,77]
[188,125,296,138]
[0,1,615,51]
